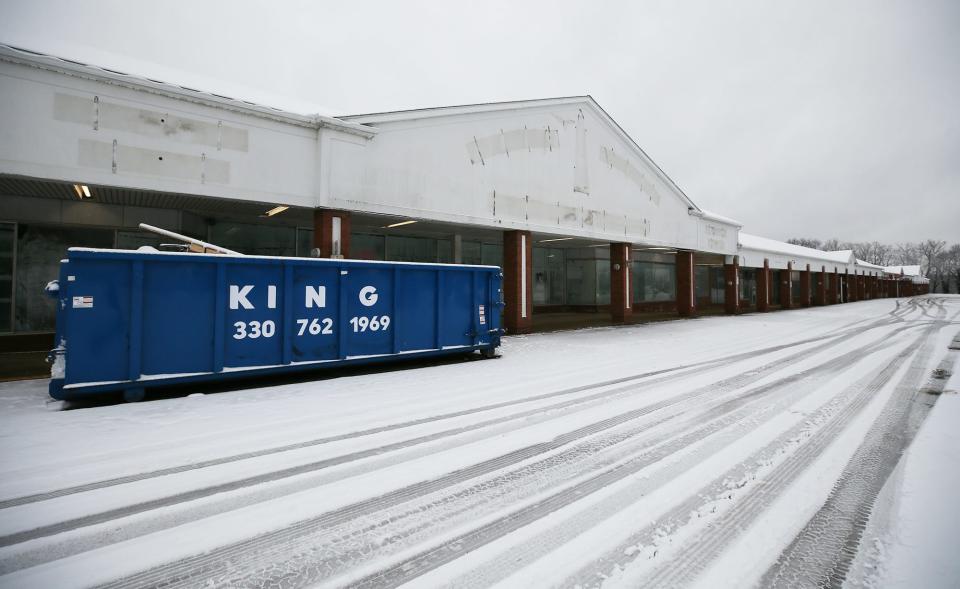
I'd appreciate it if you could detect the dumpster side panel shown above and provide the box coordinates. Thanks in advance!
[142,261,217,376]
[291,264,341,363]
[224,262,284,368]
[440,271,474,348]
[342,266,394,358]
[64,259,131,385]
[397,269,437,352]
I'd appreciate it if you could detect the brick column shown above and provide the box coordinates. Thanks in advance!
[800,264,811,307]
[610,243,632,323]
[313,209,352,258]
[816,266,827,305]
[503,230,533,334]
[676,251,696,317]
[781,262,793,309]
[829,268,839,304]
[757,259,770,312]
[724,256,740,315]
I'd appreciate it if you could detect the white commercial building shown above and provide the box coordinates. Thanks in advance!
[0,44,921,352]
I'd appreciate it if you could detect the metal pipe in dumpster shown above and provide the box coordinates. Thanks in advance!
[48,248,503,402]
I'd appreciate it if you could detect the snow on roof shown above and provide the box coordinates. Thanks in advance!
[883,265,923,276]
[0,43,368,133]
[855,258,885,270]
[697,209,742,228]
[738,233,854,264]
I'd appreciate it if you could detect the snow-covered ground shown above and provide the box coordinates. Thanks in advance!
[0,296,957,588]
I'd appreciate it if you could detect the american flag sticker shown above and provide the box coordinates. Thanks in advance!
[72,296,94,309]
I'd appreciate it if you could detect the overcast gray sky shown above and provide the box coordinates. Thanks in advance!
[2,0,957,243]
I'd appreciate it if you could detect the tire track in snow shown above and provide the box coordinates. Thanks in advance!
[439,332,919,589]
[635,308,947,588]
[0,302,910,513]
[308,325,923,589]
[0,311,909,552]
[759,312,958,588]
[92,321,923,588]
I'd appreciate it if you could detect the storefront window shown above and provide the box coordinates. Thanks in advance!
[116,230,164,250]
[533,247,566,305]
[771,270,782,304]
[0,223,13,332]
[695,266,710,300]
[437,239,453,263]
[740,268,757,305]
[632,261,677,302]
[596,259,610,305]
[462,241,482,265]
[296,228,314,257]
[16,224,114,332]
[209,222,296,256]
[352,233,385,260]
[791,271,801,301]
[386,235,437,262]
[481,243,503,267]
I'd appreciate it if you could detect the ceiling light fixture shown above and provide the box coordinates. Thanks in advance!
[73,184,91,199]
[538,237,575,243]
[263,205,289,217]
[385,220,418,228]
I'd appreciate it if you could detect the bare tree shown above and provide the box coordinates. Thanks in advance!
[872,242,894,266]
[822,238,842,251]
[851,242,872,262]
[948,244,960,294]
[894,242,920,266]
[917,239,946,277]
[787,238,823,250]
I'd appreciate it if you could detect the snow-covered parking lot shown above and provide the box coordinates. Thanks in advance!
[0,296,958,588]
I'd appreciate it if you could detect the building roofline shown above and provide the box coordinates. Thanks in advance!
[739,232,857,265]
[0,43,376,138]
[344,95,705,214]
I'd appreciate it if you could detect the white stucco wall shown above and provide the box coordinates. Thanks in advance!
[0,57,329,206]
[333,100,739,255]
[0,51,739,256]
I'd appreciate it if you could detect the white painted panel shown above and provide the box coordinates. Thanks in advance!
[0,61,319,207]
[328,102,737,253]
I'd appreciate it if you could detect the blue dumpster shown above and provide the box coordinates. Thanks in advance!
[48,248,503,401]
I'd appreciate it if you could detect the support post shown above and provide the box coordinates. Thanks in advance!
[829,268,839,304]
[313,209,351,258]
[610,243,632,323]
[676,251,696,317]
[724,255,740,315]
[757,258,770,312]
[800,264,811,307]
[503,230,533,334]
[781,261,793,309]
[816,266,827,306]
